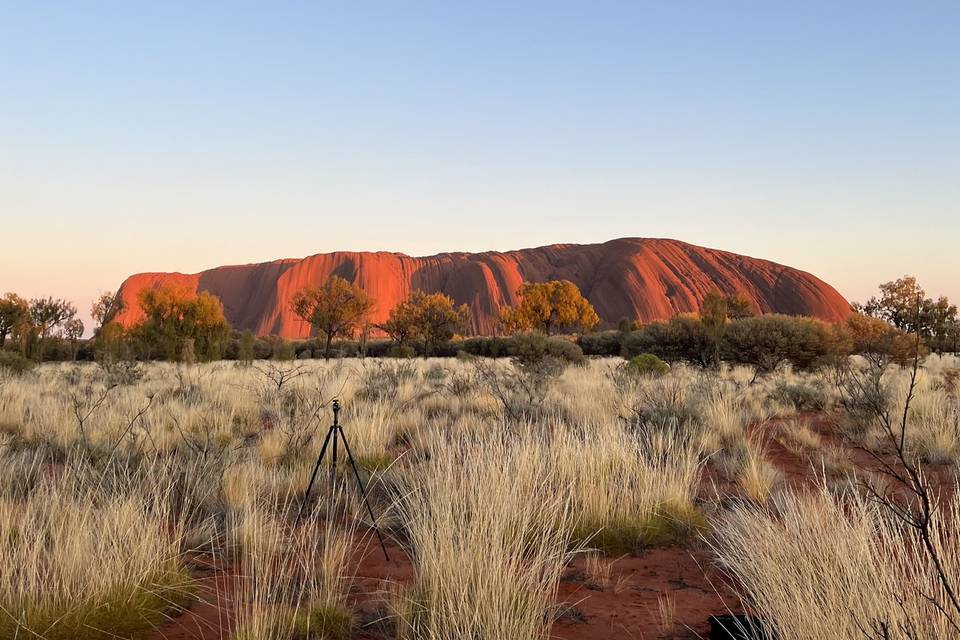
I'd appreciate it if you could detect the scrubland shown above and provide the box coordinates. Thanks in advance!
[0,353,959,639]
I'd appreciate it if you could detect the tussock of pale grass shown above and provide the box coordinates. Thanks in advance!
[906,389,960,465]
[552,425,706,553]
[656,593,677,635]
[582,552,629,592]
[394,433,576,640]
[232,495,357,640]
[0,475,192,640]
[736,441,782,504]
[700,387,749,456]
[710,482,960,639]
[776,418,821,454]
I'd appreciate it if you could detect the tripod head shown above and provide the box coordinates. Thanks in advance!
[331,398,341,425]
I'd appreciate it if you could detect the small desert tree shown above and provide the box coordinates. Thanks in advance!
[29,297,77,362]
[499,280,599,335]
[855,276,956,355]
[382,291,470,356]
[380,296,420,351]
[700,291,728,368]
[290,276,375,359]
[63,317,84,361]
[90,291,125,335]
[0,292,29,349]
[927,296,959,356]
[134,286,231,361]
[414,292,470,355]
[844,312,926,368]
[857,276,930,334]
[237,329,256,365]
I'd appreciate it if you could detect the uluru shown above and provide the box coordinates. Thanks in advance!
[113,238,852,337]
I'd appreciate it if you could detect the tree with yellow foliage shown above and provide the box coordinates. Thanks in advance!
[291,276,375,359]
[499,280,599,335]
[382,291,470,355]
[134,286,231,361]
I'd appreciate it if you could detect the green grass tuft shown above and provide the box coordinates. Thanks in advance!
[0,567,196,640]
[575,502,708,554]
[234,602,353,640]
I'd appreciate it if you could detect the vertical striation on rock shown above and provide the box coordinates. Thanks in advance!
[114,238,851,337]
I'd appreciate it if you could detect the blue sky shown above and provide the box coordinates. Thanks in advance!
[1,2,958,329]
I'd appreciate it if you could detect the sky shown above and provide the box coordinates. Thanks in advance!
[1,1,958,332]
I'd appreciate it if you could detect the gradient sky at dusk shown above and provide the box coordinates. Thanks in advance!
[2,2,958,331]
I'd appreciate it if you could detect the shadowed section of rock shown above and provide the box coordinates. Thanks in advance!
[113,238,852,337]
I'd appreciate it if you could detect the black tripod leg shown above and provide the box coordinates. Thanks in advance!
[327,424,343,510]
[296,426,334,526]
[337,427,391,562]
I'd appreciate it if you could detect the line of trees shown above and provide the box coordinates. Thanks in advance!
[580,276,958,374]
[853,276,959,355]
[0,293,82,362]
[3,274,955,369]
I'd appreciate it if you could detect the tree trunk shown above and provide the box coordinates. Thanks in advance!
[324,333,333,360]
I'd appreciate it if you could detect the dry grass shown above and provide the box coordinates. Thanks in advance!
[656,593,677,635]
[0,468,192,639]
[393,432,576,640]
[736,440,782,504]
[710,481,960,639]
[0,354,958,638]
[776,418,822,454]
[232,497,357,640]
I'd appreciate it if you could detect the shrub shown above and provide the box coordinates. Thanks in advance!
[625,353,669,378]
[458,336,514,358]
[388,344,416,359]
[577,331,622,356]
[458,333,586,365]
[0,350,36,375]
[722,315,833,375]
[623,316,713,366]
[272,339,296,361]
[770,379,829,411]
[507,332,586,367]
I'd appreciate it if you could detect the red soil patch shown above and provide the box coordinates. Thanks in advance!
[151,540,740,640]
[554,549,740,640]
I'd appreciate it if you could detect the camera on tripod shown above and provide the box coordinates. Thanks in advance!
[296,397,390,561]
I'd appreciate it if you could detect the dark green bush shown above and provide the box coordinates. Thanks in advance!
[625,353,669,377]
[272,339,296,361]
[722,314,833,374]
[506,332,586,367]
[622,316,713,366]
[770,379,828,411]
[457,336,513,357]
[577,330,622,356]
[388,344,416,358]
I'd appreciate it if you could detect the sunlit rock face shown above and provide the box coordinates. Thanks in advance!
[114,238,851,337]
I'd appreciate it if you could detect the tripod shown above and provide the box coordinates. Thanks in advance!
[296,399,390,562]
